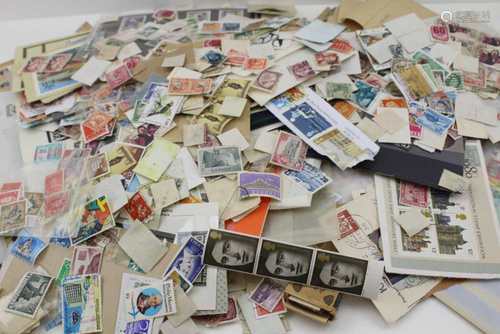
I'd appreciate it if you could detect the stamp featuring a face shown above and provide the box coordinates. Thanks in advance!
[399,181,429,208]
[0,200,27,233]
[238,172,281,200]
[198,146,243,177]
[22,56,49,73]
[10,229,47,264]
[287,60,315,80]
[44,53,73,73]
[71,246,103,275]
[164,237,205,283]
[6,272,53,318]
[256,239,314,284]
[203,229,260,274]
[249,278,285,312]
[314,50,340,67]
[254,69,282,92]
[270,131,308,171]
[126,280,176,321]
[309,250,368,295]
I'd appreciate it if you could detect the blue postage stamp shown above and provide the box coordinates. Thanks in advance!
[283,102,332,138]
[125,319,151,334]
[164,237,205,283]
[284,161,332,193]
[416,108,454,135]
[10,229,48,264]
[239,172,282,200]
[351,80,378,110]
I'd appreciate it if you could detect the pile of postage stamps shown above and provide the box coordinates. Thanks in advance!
[1,0,500,333]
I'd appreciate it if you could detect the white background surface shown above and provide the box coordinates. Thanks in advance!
[0,2,497,333]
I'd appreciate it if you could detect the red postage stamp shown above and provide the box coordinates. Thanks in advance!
[399,181,429,208]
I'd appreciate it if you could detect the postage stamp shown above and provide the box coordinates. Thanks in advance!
[10,229,47,263]
[399,181,429,208]
[197,146,243,177]
[243,57,268,71]
[202,50,226,66]
[249,278,285,312]
[330,37,354,53]
[0,200,27,233]
[25,192,44,216]
[238,172,282,200]
[336,209,360,239]
[254,297,287,319]
[164,268,193,293]
[44,53,73,73]
[430,24,449,42]
[351,80,379,110]
[283,161,332,193]
[81,111,113,143]
[325,82,352,100]
[71,196,115,245]
[6,272,53,318]
[34,142,64,163]
[168,78,213,95]
[0,190,20,205]
[194,296,239,326]
[256,239,314,284]
[253,69,282,92]
[287,60,315,80]
[0,182,23,193]
[125,192,153,222]
[56,258,72,286]
[203,229,260,274]
[226,49,247,66]
[108,145,137,175]
[85,152,110,180]
[270,131,308,171]
[62,274,102,333]
[22,56,49,73]
[105,64,132,89]
[71,245,103,275]
[44,169,64,195]
[314,50,340,68]
[125,279,176,321]
[309,250,368,295]
[164,237,205,283]
[415,108,454,135]
[282,102,332,138]
[44,190,71,218]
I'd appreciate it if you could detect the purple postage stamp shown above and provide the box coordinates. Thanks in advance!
[238,172,281,200]
[248,278,285,312]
